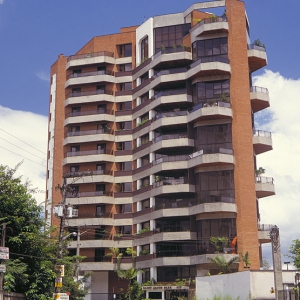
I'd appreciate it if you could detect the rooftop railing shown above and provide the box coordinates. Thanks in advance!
[190,16,227,33]
[253,129,272,138]
[248,44,266,52]
[255,176,274,184]
[250,86,269,94]
[67,51,114,62]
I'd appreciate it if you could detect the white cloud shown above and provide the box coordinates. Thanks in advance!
[0,105,48,205]
[254,70,300,266]
[36,71,50,82]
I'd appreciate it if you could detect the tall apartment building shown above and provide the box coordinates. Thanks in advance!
[46,0,274,297]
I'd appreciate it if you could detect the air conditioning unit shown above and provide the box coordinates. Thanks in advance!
[53,204,64,217]
[67,206,78,218]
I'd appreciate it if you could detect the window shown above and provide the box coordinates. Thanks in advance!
[117,141,132,151]
[119,101,132,110]
[154,23,191,53]
[96,184,105,195]
[192,37,228,62]
[120,161,132,171]
[141,199,150,210]
[141,155,150,166]
[118,225,132,235]
[119,44,132,57]
[72,107,81,116]
[70,126,80,133]
[196,170,234,204]
[120,82,132,91]
[72,87,81,94]
[96,164,105,174]
[121,182,132,192]
[96,205,105,217]
[97,143,106,153]
[71,146,80,152]
[119,121,132,130]
[97,85,105,94]
[70,165,79,172]
[141,134,149,145]
[119,204,132,214]
[95,248,105,262]
[97,104,106,113]
[142,268,150,283]
[95,226,107,240]
[97,123,110,133]
[140,36,149,62]
[140,93,149,103]
[119,63,132,72]
[140,177,150,188]
[97,66,106,74]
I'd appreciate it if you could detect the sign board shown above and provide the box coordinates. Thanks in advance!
[0,253,9,260]
[0,265,6,273]
[55,278,62,288]
[0,247,9,253]
[142,285,189,291]
[53,293,69,300]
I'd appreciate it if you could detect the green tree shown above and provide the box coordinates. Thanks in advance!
[288,239,300,269]
[208,256,239,274]
[0,164,90,300]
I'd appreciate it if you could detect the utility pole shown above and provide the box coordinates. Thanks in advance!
[0,223,7,300]
[53,172,91,298]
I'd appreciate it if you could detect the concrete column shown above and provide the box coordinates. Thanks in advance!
[137,271,142,284]
[137,201,142,212]
[150,197,155,207]
[150,266,157,282]
[137,96,141,106]
[137,157,141,167]
[137,179,141,190]
[150,243,156,254]
[150,219,155,230]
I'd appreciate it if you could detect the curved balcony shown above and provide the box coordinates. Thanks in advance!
[65,70,115,87]
[188,100,232,122]
[189,147,234,168]
[255,176,275,198]
[187,56,230,79]
[151,46,192,70]
[79,261,114,272]
[258,224,273,243]
[63,129,114,145]
[66,191,114,205]
[152,133,194,152]
[190,17,228,41]
[250,86,270,113]
[64,109,115,125]
[253,130,272,154]
[66,51,115,69]
[152,111,188,129]
[248,44,267,72]
[63,149,115,165]
[65,171,114,184]
[150,68,187,90]
[65,90,115,106]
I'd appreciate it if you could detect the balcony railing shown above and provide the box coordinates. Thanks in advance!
[253,129,272,138]
[198,193,235,204]
[154,198,196,210]
[190,16,227,33]
[190,55,229,69]
[67,70,113,80]
[248,44,266,52]
[153,177,189,188]
[153,133,188,143]
[66,89,113,98]
[153,155,190,165]
[153,110,188,121]
[69,212,111,219]
[67,51,114,62]
[152,46,191,60]
[63,169,109,178]
[66,128,111,137]
[66,191,113,198]
[255,176,274,184]
[151,67,187,79]
[152,88,188,100]
[250,86,269,94]
[65,149,112,157]
[189,99,231,113]
[189,147,233,159]
[258,224,275,231]
[65,109,108,118]
[82,256,112,263]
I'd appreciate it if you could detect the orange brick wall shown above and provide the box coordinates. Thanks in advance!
[227,0,260,270]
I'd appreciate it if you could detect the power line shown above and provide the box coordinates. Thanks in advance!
[0,136,46,162]
[0,127,46,155]
[0,145,47,168]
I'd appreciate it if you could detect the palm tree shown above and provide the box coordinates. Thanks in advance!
[105,247,123,270]
[208,255,239,274]
[240,251,251,268]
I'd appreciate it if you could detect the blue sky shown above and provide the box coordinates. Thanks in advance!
[0,0,300,268]
[0,0,299,115]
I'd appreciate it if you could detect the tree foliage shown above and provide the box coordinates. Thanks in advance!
[208,255,239,274]
[0,164,90,300]
[288,239,300,270]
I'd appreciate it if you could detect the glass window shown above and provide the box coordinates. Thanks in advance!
[124,44,132,57]
[141,36,149,62]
